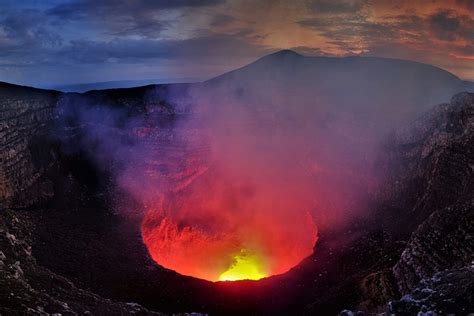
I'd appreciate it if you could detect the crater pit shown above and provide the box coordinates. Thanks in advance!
[141,166,318,282]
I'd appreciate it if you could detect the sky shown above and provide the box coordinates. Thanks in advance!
[0,0,473,87]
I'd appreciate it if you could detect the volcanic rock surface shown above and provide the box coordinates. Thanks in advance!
[0,209,162,315]
[0,52,473,315]
[0,83,59,209]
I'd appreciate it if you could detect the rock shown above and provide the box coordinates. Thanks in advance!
[357,270,399,312]
[389,266,474,315]
[388,93,474,294]
[0,209,163,315]
[0,83,59,208]
[354,93,474,314]
[1,78,473,315]
[377,93,473,234]
[393,199,474,293]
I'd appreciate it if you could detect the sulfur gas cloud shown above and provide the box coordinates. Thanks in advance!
[56,54,445,282]
[122,80,379,282]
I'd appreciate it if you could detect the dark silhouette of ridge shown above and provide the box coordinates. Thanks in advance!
[203,50,474,127]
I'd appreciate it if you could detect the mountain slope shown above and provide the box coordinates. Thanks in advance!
[205,50,474,129]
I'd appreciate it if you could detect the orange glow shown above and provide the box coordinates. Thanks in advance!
[141,168,318,282]
[450,53,474,60]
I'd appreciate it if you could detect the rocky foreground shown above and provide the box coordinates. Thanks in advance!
[0,80,473,315]
[354,92,474,315]
[0,209,163,315]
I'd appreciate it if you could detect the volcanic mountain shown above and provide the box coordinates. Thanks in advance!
[0,51,473,315]
[205,50,473,125]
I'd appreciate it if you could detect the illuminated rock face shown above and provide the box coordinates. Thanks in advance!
[141,194,318,281]
[141,167,318,282]
[142,213,317,281]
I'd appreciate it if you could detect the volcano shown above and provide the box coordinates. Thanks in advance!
[1,51,473,315]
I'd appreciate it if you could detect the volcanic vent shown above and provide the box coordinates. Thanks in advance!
[141,186,317,281]
[115,81,354,282]
[138,126,318,282]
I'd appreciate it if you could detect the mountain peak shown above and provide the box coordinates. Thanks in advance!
[266,49,303,58]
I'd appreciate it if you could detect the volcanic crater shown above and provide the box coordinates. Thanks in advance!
[1,51,474,315]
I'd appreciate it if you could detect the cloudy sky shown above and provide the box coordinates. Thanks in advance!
[0,0,473,87]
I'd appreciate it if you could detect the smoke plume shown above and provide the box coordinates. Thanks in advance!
[55,53,463,281]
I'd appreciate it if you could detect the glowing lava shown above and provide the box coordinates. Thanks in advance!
[218,249,266,281]
[138,99,320,282]
[140,173,318,282]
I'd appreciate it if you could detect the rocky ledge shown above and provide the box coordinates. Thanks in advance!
[0,83,59,208]
[351,92,474,315]
[0,209,162,315]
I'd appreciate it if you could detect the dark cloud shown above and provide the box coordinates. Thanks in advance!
[0,9,61,61]
[429,10,462,41]
[428,10,474,42]
[0,1,268,85]
[299,0,390,48]
[298,16,395,51]
[149,0,225,9]
[298,5,473,60]
[47,0,225,38]
[308,0,368,14]
[455,0,474,10]
[48,0,225,19]
[62,35,269,63]
[210,14,236,28]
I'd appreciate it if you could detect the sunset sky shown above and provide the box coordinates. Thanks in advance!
[0,0,472,87]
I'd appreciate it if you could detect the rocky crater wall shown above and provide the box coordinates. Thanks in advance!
[0,84,60,208]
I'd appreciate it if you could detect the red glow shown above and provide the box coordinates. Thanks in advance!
[141,167,318,281]
[133,90,374,282]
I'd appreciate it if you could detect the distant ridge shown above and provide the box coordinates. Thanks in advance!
[208,49,464,83]
[1,50,473,119]
[47,77,200,93]
[0,81,60,98]
[203,50,474,126]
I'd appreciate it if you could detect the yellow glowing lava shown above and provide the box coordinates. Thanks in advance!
[218,249,266,281]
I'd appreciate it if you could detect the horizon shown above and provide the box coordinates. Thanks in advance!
[0,0,473,88]
[3,50,474,92]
